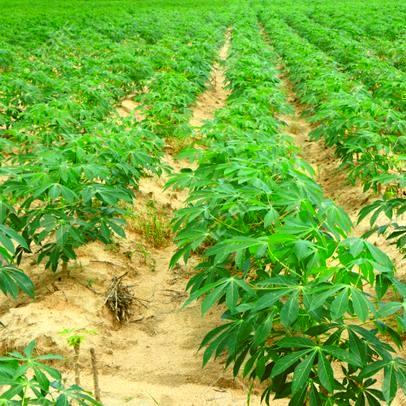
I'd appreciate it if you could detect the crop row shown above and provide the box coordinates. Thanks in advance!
[279,11,406,112]
[299,0,406,41]
[170,11,406,405]
[257,11,405,195]
[258,3,406,255]
[1,12,224,147]
[0,10,231,298]
[134,16,228,140]
[306,8,406,72]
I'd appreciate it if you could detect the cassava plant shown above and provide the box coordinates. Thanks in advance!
[169,13,406,405]
[0,341,100,405]
[257,7,405,195]
[0,120,163,272]
[359,174,406,258]
[0,202,34,298]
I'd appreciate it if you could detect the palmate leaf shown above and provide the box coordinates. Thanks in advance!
[322,345,359,366]
[292,351,317,395]
[205,236,269,264]
[349,330,369,366]
[307,284,343,312]
[277,337,315,348]
[383,363,398,403]
[202,323,237,367]
[225,279,239,310]
[331,288,349,320]
[280,290,299,326]
[0,265,34,298]
[56,394,69,406]
[359,360,388,379]
[201,284,226,315]
[184,277,254,315]
[60,385,102,405]
[183,279,226,308]
[294,239,316,261]
[33,366,50,392]
[271,349,311,378]
[318,352,335,392]
[350,288,370,322]
[264,207,279,227]
[365,242,393,271]
[246,288,292,312]
[253,313,274,345]
[377,302,403,318]
[348,325,394,360]
[0,225,29,252]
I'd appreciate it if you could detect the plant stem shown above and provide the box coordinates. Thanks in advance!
[74,344,81,386]
[90,348,101,401]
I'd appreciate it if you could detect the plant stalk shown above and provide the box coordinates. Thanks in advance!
[74,344,80,386]
[90,348,101,401]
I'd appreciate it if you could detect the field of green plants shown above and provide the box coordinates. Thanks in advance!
[0,0,405,404]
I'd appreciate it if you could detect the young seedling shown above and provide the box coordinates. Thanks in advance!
[59,328,97,386]
[0,341,99,404]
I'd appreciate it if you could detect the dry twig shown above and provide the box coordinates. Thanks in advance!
[104,272,135,323]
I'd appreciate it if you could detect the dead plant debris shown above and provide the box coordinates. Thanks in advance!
[104,273,135,323]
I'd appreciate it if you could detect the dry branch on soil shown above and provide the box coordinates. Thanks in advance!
[104,273,135,323]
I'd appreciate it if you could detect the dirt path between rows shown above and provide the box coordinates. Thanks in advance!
[277,78,405,274]
[189,29,231,129]
[0,29,268,406]
[277,70,406,406]
[3,23,403,405]
[257,25,405,275]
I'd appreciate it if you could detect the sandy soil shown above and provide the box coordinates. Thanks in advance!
[0,30,272,406]
[277,75,406,406]
[278,79,405,275]
[1,24,404,406]
[117,87,148,122]
[189,29,231,129]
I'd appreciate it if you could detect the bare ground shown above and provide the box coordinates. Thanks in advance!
[278,75,406,406]
[278,79,405,274]
[1,25,404,406]
[0,30,272,405]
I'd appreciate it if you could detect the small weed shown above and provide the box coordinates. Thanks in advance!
[166,135,196,155]
[59,328,97,386]
[105,242,121,253]
[286,121,303,135]
[129,200,171,248]
[124,243,156,270]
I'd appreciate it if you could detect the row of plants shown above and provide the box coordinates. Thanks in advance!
[257,11,404,196]
[306,8,406,73]
[0,7,231,298]
[0,1,236,403]
[359,178,406,258]
[170,11,406,405]
[134,15,230,140]
[1,11,218,144]
[279,11,406,112]
[258,4,406,258]
[296,0,406,41]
